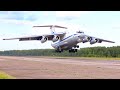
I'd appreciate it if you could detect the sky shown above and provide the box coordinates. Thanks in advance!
[0,11,119,51]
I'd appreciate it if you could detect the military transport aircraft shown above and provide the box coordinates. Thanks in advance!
[3,25,115,53]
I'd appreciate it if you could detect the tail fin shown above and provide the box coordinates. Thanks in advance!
[50,25,55,34]
[33,25,67,34]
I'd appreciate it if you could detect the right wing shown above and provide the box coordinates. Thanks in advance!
[83,34,115,44]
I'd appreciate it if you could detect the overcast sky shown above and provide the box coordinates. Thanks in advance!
[0,11,119,51]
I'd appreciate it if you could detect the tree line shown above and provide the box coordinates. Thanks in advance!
[0,46,120,57]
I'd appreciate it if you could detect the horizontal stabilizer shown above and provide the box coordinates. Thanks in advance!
[33,25,67,29]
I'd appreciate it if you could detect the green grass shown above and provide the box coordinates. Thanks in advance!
[74,57,120,60]
[44,56,120,60]
[0,71,15,79]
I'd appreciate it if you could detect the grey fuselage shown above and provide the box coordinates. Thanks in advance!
[51,33,84,50]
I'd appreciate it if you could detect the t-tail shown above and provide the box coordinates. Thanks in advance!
[33,25,67,34]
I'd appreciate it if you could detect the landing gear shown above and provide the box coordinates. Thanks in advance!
[69,49,77,53]
[74,45,79,48]
[71,45,79,53]
[55,50,63,53]
[76,45,79,48]
[55,47,63,53]
[55,46,78,53]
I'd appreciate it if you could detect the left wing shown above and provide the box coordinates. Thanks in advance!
[82,35,115,44]
[3,32,66,41]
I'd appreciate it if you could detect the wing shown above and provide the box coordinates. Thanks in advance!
[96,38,115,43]
[3,32,66,41]
[83,35,115,44]
[3,35,43,41]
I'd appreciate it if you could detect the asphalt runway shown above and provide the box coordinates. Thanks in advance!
[0,56,120,79]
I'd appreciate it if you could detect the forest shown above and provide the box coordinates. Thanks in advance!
[0,46,120,57]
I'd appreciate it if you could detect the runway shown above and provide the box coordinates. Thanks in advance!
[0,56,120,79]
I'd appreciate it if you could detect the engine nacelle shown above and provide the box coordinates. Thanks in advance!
[82,37,91,43]
[90,38,98,44]
[82,39,88,43]
[52,35,60,42]
[41,36,48,43]
[97,40,102,43]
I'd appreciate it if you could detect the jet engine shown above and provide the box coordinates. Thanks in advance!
[97,40,102,43]
[90,38,98,44]
[41,36,48,43]
[82,37,91,43]
[52,35,60,42]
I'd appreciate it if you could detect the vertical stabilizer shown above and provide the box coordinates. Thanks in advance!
[50,25,56,34]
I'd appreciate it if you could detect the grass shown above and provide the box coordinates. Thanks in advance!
[74,57,120,60]
[44,56,120,60]
[0,71,15,79]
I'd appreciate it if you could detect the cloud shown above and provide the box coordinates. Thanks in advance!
[0,11,58,26]
[55,11,89,21]
[56,11,86,17]
[0,19,34,25]
[0,11,38,21]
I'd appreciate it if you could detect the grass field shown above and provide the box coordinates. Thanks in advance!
[45,56,120,60]
[70,57,120,60]
[0,71,15,79]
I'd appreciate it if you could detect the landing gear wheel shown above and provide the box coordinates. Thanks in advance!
[75,49,77,52]
[77,46,79,48]
[69,49,77,53]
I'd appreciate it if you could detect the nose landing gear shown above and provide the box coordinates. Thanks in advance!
[55,47,63,53]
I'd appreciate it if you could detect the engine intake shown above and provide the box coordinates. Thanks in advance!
[41,36,48,43]
[52,35,60,42]
[82,37,91,43]
[90,38,98,44]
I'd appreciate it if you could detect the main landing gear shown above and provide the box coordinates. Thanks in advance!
[74,45,79,48]
[69,45,79,53]
[69,49,77,53]
[55,45,79,53]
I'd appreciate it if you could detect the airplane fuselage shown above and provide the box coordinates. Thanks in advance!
[51,33,83,51]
